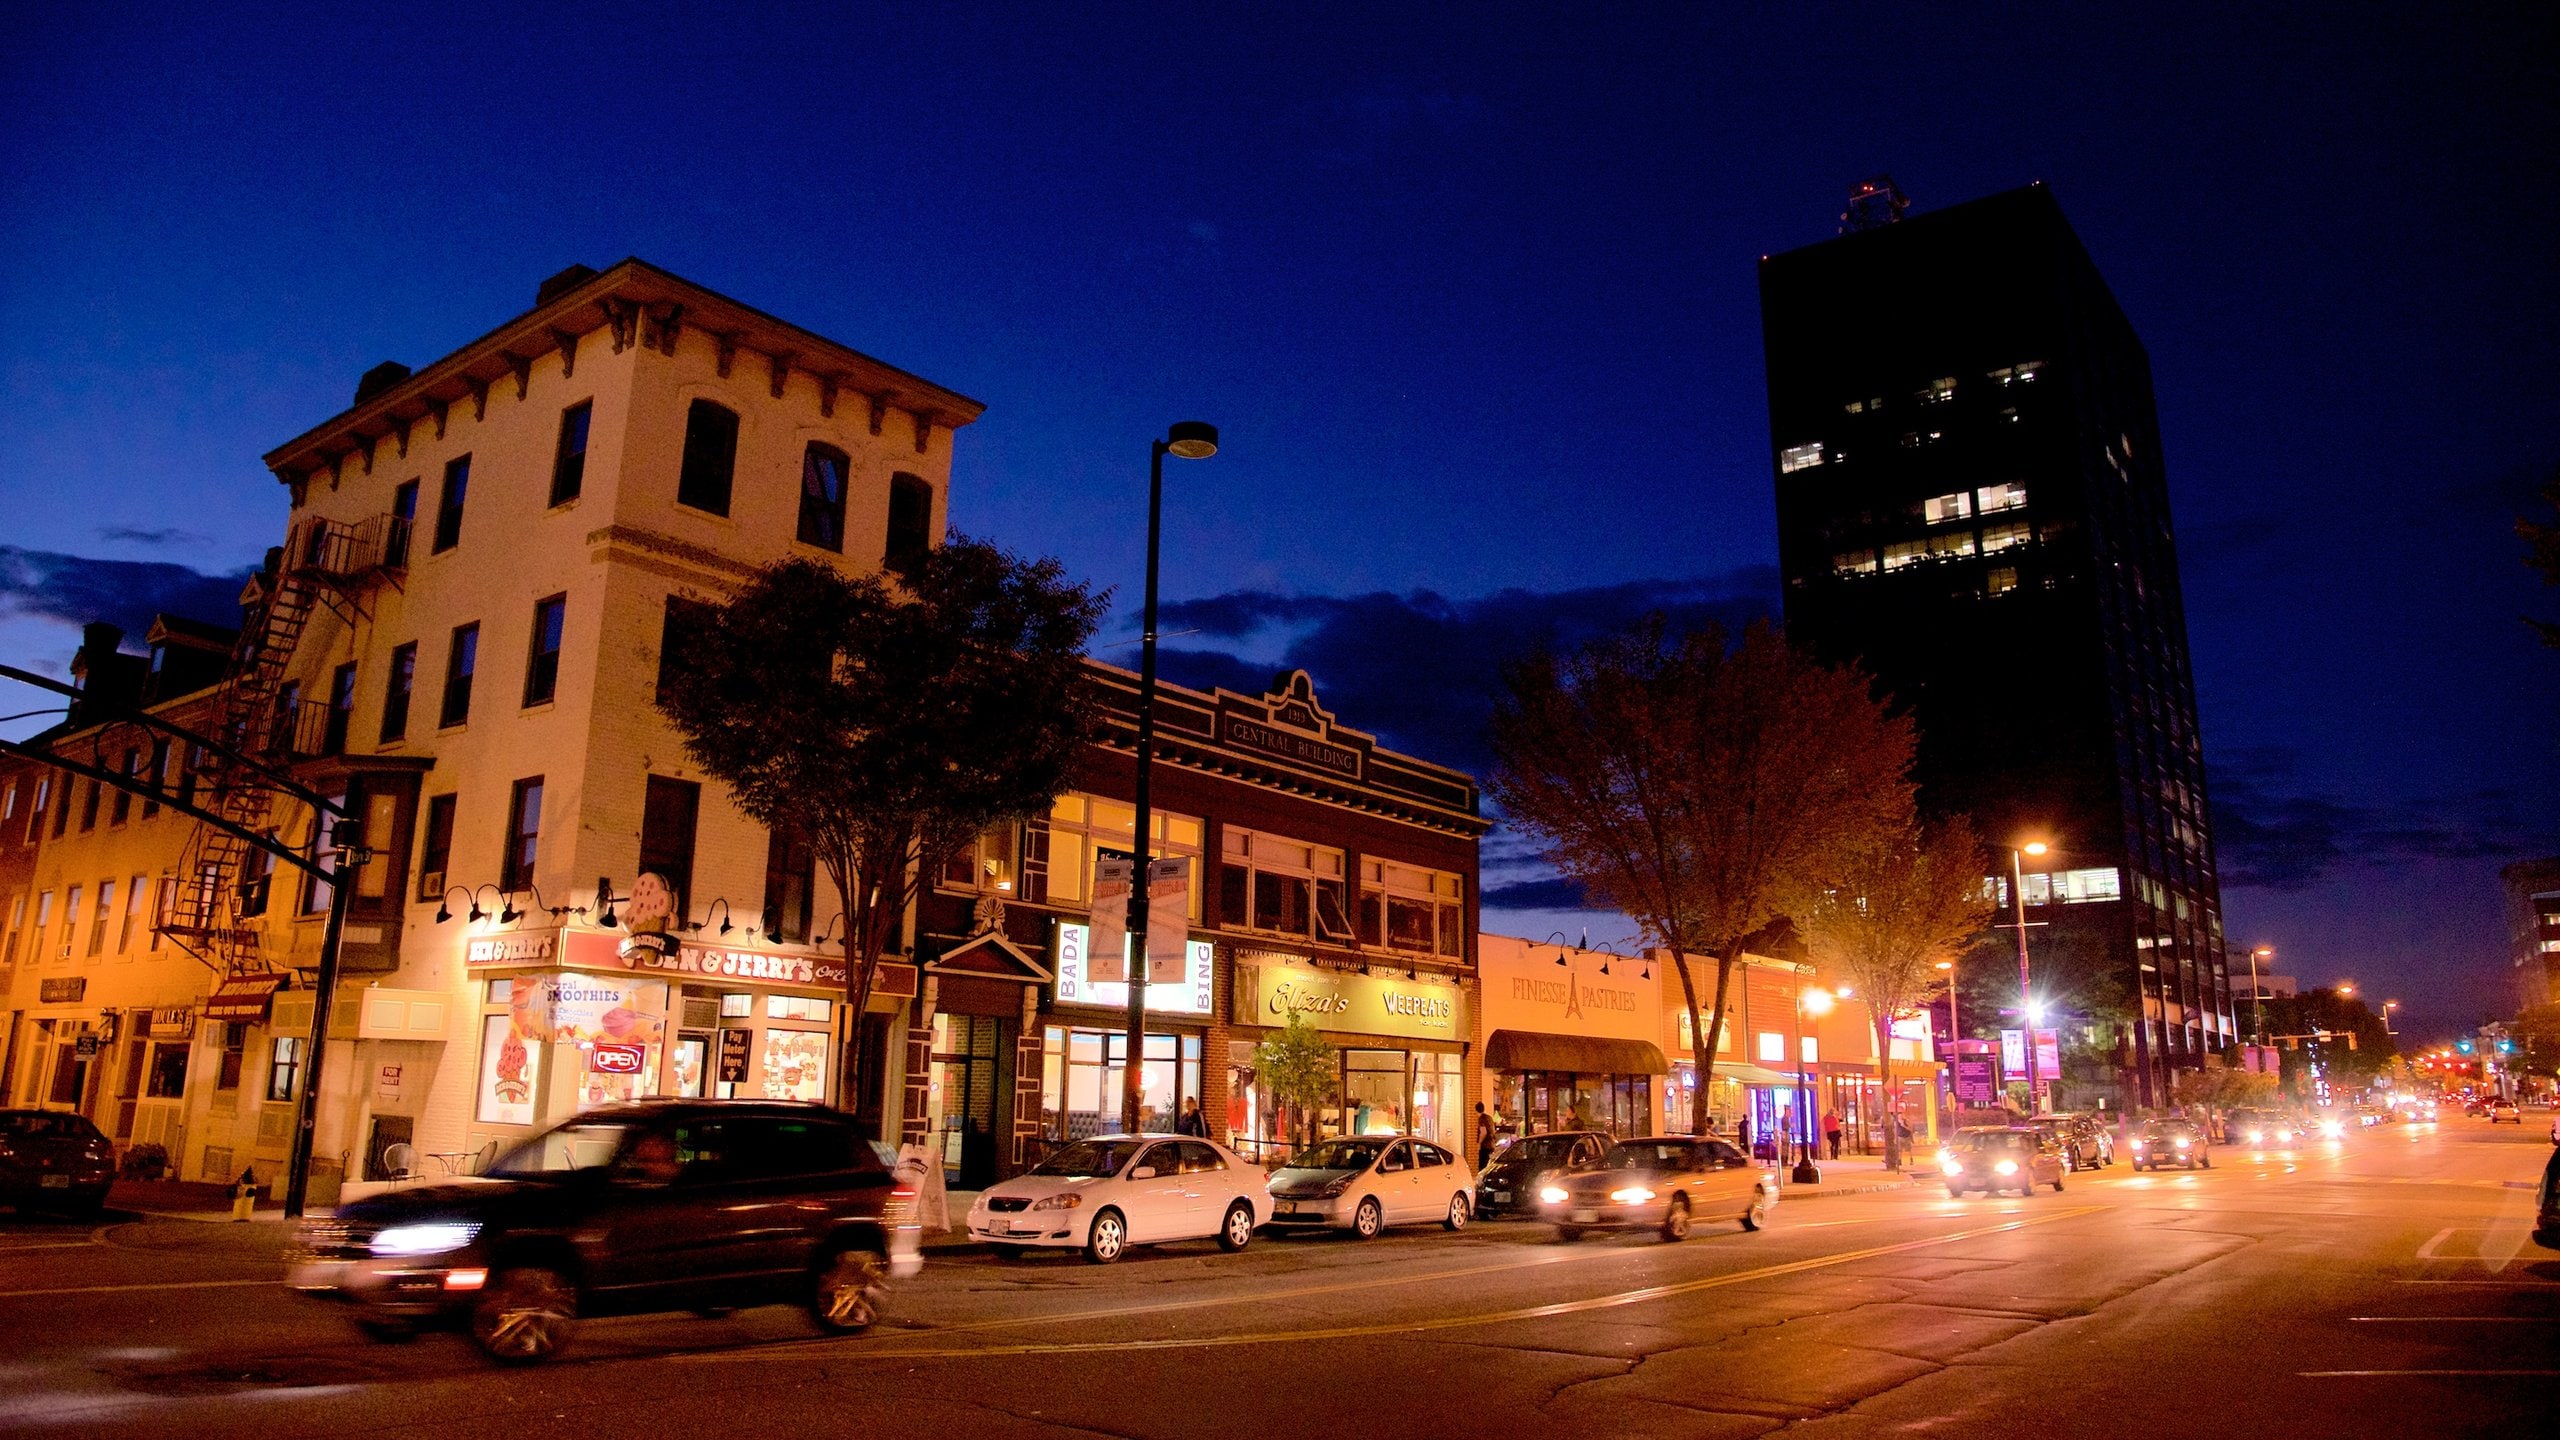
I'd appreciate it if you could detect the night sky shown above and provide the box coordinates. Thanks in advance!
[4,5,2553,1034]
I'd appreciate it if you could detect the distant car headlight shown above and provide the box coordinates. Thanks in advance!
[1539,1185,1570,1205]
[2130,1139,2145,1150]
[1029,1193,1083,1211]
[1993,1160,2019,1175]
[370,1222,480,1257]
[2244,1129,2264,1144]
[2173,1138,2191,1149]
[1942,1158,1965,1175]
[2320,1120,2345,1138]
[1609,1186,1656,1205]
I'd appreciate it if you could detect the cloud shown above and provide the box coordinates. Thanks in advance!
[1480,876,1595,911]
[96,526,212,547]
[2209,747,2542,892]
[0,546,249,640]
[1148,569,1778,778]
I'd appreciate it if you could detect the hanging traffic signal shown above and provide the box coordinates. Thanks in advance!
[2458,1038,2475,1054]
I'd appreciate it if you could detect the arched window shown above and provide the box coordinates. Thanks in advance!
[797,443,849,551]
[886,472,933,572]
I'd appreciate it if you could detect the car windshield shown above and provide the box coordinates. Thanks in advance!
[1030,1139,1149,1178]
[1284,1140,1387,1173]
[489,1120,641,1176]
[1953,1131,2028,1151]
[1492,1135,1583,1167]
[1603,1142,1695,1171]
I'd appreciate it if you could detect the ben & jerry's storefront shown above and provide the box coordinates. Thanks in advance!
[460,927,913,1152]
[1227,949,1470,1161]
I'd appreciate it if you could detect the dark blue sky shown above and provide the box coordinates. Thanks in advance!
[4,4,2553,1033]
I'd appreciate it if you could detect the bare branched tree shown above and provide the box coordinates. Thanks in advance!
[1491,617,1914,1135]
[1798,816,1995,1169]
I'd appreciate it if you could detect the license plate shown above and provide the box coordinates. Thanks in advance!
[1276,1202,1297,1215]
[287,1260,351,1290]
[39,1174,69,1189]
[1492,1191,1511,1204]
[1570,1208,1598,1224]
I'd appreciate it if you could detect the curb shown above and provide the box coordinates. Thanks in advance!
[1781,1176,1925,1201]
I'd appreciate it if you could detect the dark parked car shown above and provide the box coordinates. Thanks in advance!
[2534,1146,2560,1252]
[1472,1130,1610,1217]
[2129,1117,2211,1171]
[289,1100,920,1363]
[0,1109,116,1217]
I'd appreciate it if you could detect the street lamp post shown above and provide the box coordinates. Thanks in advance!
[1794,982,1831,1184]
[1120,421,1219,1134]
[2010,839,2048,1114]
[1935,958,1960,1117]
[2247,945,2273,1045]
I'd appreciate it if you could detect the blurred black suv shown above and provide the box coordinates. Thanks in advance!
[0,1109,116,1216]
[289,1100,920,1363]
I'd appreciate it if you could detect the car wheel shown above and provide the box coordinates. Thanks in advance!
[1443,1193,1470,1232]
[2201,1153,2212,1169]
[1352,1197,1384,1240]
[1660,1197,1692,1242]
[1744,1189,1772,1231]
[470,1265,577,1365]
[1084,1208,1128,1264]
[2051,1170,2066,1193]
[1554,1225,1584,1242]
[1217,1201,1255,1253]
[809,1246,887,1332]
[1946,1184,1966,1199]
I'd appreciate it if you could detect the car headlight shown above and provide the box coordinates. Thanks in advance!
[2321,1121,2344,1138]
[1609,1186,1656,1205]
[1539,1185,1570,1205]
[2244,1130,2264,1144]
[1318,1176,1354,1199]
[1993,1160,2018,1175]
[2130,1139,2145,1150]
[1029,1193,1083,1211]
[1942,1158,1965,1175]
[369,1222,480,1257]
[2173,1138,2191,1149]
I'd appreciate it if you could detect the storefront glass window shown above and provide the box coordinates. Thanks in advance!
[1041,1026,1201,1140]
[1342,1049,1407,1135]
[758,1030,830,1102]
[476,1014,537,1124]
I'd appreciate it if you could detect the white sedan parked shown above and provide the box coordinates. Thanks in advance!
[966,1134,1272,1264]
[1266,1136,1475,1237]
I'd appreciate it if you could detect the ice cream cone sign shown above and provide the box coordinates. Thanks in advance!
[619,872,678,961]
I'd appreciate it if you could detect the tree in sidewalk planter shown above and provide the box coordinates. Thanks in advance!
[1252,1009,1338,1152]
[2171,1062,2278,1114]
[1799,816,1996,1172]
[1490,617,1916,1137]
[655,544,1105,1126]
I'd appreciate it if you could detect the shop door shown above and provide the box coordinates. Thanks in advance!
[929,1014,1008,1189]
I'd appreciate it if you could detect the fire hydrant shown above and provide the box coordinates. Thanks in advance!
[231,1168,258,1222]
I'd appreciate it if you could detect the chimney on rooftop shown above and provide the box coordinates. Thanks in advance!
[536,264,600,307]
[354,360,412,406]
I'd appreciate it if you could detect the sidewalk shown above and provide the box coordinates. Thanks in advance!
[1769,1154,1928,1200]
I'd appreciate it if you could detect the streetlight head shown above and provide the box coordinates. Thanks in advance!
[1802,987,1835,1016]
[2021,840,2050,857]
[1934,960,1953,971]
[2337,982,2356,997]
[1164,421,1219,459]
[2026,1000,2048,1023]
[2253,945,2275,958]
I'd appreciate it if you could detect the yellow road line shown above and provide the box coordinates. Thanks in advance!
[691,1206,2098,1364]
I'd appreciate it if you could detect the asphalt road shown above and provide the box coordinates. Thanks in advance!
[4,1119,2554,1439]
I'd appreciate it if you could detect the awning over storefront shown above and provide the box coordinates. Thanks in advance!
[1690,1062,1798,1088]
[1486,1030,1668,1076]
[202,972,286,1022]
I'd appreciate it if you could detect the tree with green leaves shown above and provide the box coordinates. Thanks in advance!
[1799,816,1996,1170]
[655,543,1104,1126]
[1252,1010,1337,1150]
[1490,617,1915,1136]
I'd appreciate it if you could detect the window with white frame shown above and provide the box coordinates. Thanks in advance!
[1779,442,1825,473]
[1042,793,1202,919]
[1360,857,1463,958]
[1757,1032,1785,1063]
[1220,827,1350,943]
[939,822,1020,896]
[1922,492,1972,524]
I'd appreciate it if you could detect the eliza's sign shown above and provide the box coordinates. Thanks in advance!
[1220,715,1362,781]
[1235,958,1461,1040]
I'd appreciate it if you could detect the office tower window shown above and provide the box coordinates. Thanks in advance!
[432,455,470,553]
[1986,566,2020,596]
[1980,521,2033,553]
[797,443,849,551]
[1922,492,1973,524]
[1779,442,1826,473]
[1918,376,1958,403]
[440,623,478,727]
[381,642,416,742]
[676,400,738,515]
[523,595,566,707]
[550,400,592,506]
[1976,482,2027,513]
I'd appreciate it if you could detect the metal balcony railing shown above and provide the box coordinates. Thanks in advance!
[288,513,413,582]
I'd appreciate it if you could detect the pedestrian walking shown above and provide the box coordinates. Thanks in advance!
[1739,1115,1753,1159]
[1824,1112,1844,1161]
[1175,1097,1208,1137]
[1474,1102,1496,1169]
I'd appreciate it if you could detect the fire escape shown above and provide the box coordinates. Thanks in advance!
[156,511,411,977]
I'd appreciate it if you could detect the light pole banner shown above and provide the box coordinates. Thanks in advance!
[1088,855,1134,983]
[2033,1029,2061,1082]
[1999,1028,2026,1080]
[1144,856,1191,984]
